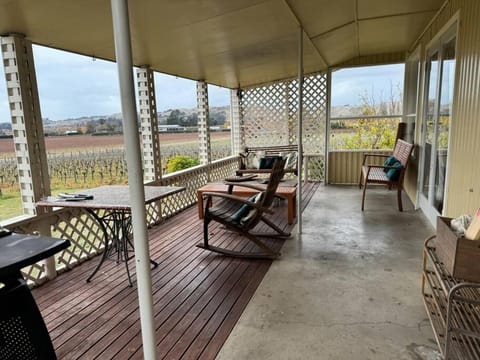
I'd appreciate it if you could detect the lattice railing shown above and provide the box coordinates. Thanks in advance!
[304,154,325,182]
[240,72,327,181]
[154,156,238,215]
[5,156,239,287]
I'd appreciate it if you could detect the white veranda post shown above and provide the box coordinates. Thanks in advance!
[136,67,162,182]
[297,27,304,234]
[0,34,51,217]
[230,89,243,155]
[197,80,211,167]
[110,0,156,358]
[1,34,56,278]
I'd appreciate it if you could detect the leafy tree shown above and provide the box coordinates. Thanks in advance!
[167,110,186,125]
[341,84,402,150]
[85,121,95,134]
[185,113,198,126]
[166,155,199,173]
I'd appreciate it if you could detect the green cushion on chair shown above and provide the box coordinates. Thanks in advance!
[383,156,398,170]
[386,160,403,181]
[231,194,258,222]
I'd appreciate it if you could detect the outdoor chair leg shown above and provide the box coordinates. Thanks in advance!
[361,183,367,211]
[203,217,211,248]
[397,188,403,212]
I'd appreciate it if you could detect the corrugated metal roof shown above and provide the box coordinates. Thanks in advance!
[0,0,444,88]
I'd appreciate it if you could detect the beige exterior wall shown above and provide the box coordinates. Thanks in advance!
[411,0,480,216]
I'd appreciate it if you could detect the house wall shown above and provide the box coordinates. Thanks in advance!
[412,0,480,216]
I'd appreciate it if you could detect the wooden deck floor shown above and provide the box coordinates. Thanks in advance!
[33,182,319,359]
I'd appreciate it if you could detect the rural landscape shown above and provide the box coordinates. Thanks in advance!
[0,131,231,221]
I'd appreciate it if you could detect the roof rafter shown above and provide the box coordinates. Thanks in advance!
[282,0,330,68]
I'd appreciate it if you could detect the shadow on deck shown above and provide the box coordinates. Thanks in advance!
[32,182,319,359]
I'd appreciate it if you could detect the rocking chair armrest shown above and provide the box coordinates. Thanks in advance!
[202,192,274,214]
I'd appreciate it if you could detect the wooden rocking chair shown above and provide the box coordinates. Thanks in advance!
[197,159,290,259]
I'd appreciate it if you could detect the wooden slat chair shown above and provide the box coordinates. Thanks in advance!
[197,159,289,259]
[359,139,414,211]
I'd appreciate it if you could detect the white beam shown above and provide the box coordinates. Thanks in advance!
[297,27,304,235]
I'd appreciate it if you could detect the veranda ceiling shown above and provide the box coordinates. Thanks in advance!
[0,0,444,88]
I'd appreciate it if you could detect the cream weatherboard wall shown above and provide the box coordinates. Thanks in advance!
[410,0,480,218]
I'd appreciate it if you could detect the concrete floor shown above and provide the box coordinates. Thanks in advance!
[217,185,442,360]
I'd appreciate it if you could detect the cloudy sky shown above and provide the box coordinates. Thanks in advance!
[0,45,404,123]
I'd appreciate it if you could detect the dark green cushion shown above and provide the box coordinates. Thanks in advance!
[259,156,282,169]
[385,159,403,181]
[231,195,258,222]
[383,156,398,171]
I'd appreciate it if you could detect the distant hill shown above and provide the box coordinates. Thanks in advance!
[0,102,404,135]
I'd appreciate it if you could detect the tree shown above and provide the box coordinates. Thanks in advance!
[167,110,185,125]
[166,155,199,173]
[85,121,95,134]
[341,84,402,150]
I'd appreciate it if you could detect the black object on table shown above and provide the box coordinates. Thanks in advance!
[37,185,185,287]
[0,232,70,360]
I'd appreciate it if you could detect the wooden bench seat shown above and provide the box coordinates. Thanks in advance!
[359,139,414,211]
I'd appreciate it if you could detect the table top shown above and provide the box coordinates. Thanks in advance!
[198,181,297,195]
[0,233,70,278]
[36,185,185,211]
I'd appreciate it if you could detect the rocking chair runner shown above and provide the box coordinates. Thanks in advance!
[197,159,290,259]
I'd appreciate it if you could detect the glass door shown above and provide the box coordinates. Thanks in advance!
[419,26,456,224]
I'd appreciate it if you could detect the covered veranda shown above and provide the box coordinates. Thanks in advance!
[1,0,480,359]
[30,185,437,359]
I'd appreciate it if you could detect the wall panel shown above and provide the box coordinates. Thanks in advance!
[413,0,480,216]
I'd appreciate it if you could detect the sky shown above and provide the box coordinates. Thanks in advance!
[0,45,404,123]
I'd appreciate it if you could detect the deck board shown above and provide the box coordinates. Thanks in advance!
[33,182,319,359]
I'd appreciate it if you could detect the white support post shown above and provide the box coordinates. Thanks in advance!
[297,27,304,235]
[136,67,162,182]
[197,81,211,166]
[110,1,157,359]
[230,89,242,155]
[325,69,332,186]
[1,34,51,216]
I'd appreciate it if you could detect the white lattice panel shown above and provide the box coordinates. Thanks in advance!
[240,73,327,180]
[301,74,327,155]
[52,210,104,267]
[241,82,290,147]
[157,156,238,217]
[304,155,325,182]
